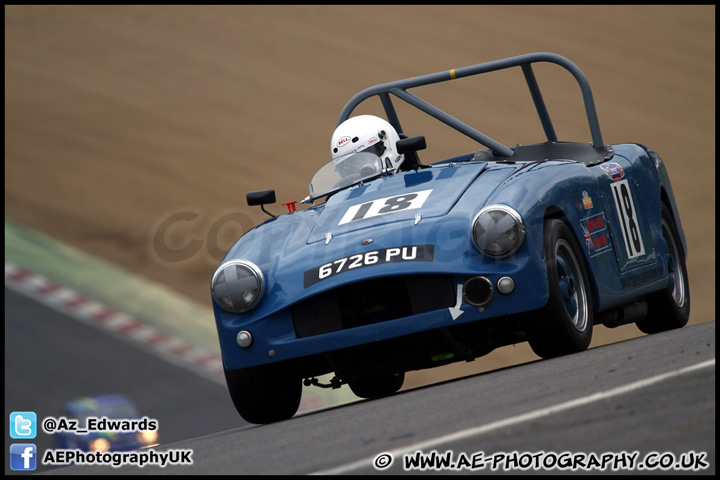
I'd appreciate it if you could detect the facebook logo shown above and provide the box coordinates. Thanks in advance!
[10,411,37,439]
[10,444,37,471]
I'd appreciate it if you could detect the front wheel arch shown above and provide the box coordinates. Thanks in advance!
[523,217,595,359]
[541,207,599,308]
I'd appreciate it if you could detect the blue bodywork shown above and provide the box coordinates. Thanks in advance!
[212,53,686,379]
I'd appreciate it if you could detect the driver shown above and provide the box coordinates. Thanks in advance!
[330,115,404,180]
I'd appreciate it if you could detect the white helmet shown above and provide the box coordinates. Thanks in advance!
[330,115,404,176]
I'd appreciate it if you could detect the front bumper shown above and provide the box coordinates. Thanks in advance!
[214,264,548,371]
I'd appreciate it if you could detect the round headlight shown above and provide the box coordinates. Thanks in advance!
[89,438,111,452]
[472,205,526,257]
[211,260,265,313]
[136,430,159,446]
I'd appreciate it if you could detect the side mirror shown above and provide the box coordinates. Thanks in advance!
[247,190,277,218]
[396,136,426,155]
[247,189,276,206]
[395,136,427,171]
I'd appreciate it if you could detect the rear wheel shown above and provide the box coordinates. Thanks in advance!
[347,372,404,399]
[224,363,302,424]
[636,204,690,334]
[524,219,594,359]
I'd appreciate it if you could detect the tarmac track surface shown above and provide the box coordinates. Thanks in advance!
[4,287,245,475]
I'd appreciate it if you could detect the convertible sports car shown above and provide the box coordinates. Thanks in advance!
[211,52,689,424]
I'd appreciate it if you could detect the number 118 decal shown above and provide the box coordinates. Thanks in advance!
[338,189,433,225]
[610,179,645,259]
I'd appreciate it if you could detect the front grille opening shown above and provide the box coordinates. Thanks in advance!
[292,274,455,338]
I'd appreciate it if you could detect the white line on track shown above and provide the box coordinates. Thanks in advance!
[313,358,715,475]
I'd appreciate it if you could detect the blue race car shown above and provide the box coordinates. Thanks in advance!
[52,394,159,452]
[211,52,689,424]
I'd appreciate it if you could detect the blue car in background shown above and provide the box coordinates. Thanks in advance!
[52,394,158,452]
[211,52,690,424]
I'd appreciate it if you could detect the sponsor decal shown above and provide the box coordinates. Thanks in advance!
[304,245,434,288]
[599,162,625,182]
[586,213,606,233]
[580,212,612,257]
[336,136,351,149]
[582,191,593,209]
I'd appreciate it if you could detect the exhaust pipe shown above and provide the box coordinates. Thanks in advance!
[598,300,648,328]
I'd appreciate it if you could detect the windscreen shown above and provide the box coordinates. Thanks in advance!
[309,152,384,199]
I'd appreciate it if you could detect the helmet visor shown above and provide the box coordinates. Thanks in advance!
[334,146,385,177]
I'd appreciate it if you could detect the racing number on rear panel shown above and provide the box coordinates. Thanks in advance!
[338,189,432,225]
[610,179,645,259]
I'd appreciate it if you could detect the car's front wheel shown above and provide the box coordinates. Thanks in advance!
[636,203,690,334]
[224,363,302,424]
[524,218,594,359]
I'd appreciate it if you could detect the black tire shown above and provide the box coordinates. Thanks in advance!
[224,363,302,424]
[636,204,690,334]
[347,372,404,399]
[524,219,594,359]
